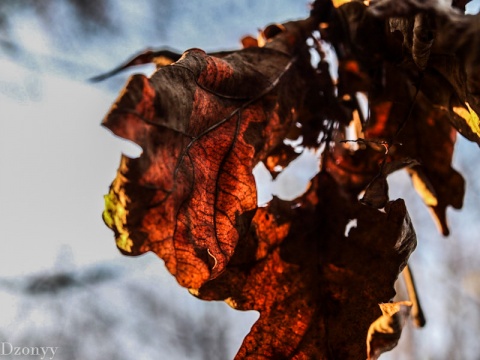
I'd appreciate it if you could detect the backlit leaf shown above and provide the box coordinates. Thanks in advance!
[99,1,480,357]
[195,173,416,359]
[102,20,315,289]
[366,301,412,360]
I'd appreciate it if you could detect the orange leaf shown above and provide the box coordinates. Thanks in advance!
[102,21,316,289]
[196,173,416,359]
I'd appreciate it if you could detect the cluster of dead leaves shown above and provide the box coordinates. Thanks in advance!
[100,0,480,358]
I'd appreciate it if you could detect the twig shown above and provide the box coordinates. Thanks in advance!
[402,264,426,328]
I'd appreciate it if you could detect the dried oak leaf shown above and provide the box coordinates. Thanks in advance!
[368,0,480,143]
[263,142,301,179]
[261,54,346,162]
[307,60,351,140]
[195,173,416,359]
[314,2,472,234]
[361,158,420,209]
[89,48,183,82]
[399,105,465,235]
[334,1,480,145]
[102,19,316,289]
[324,127,385,197]
[363,62,465,235]
[366,301,412,360]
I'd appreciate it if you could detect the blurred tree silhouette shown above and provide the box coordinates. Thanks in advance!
[0,0,113,34]
[0,265,231,359]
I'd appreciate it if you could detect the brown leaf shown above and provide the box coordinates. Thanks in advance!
[427,56,480,145]
[102,20,316,289]
[336,1,480,145]
[389,99,464,235]
[359,60,465,234]
[452,0,473,11]
[411,13,434,70]
[361,173,389,209]
[96,2,480,358]
[263,142,301,179]
[366,301,412,360]
[383,3,480,143]
[337,59,371,95]
[195,173,416,359]
[325,127,385,197]
[361,158,420,209]
[241,35,258,49]
[89,48,183,82]
[369,0,449,17]
[391,118,462,235]
[299,60,350,148]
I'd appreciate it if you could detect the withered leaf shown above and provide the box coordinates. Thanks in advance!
[241,35,259,49]
[298,60,350,148]
[325,127,385,197]
[373,0,480,143]
[102,20,315,289]
[195,173,416,359]
[99,2,480,358]
[89,48,183,82]
[402,108,465,237]
[361,60,465,234]
[335,1,480,145]
[366,301,412,360]
[361,158,419,209]
[263,142,301,179]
